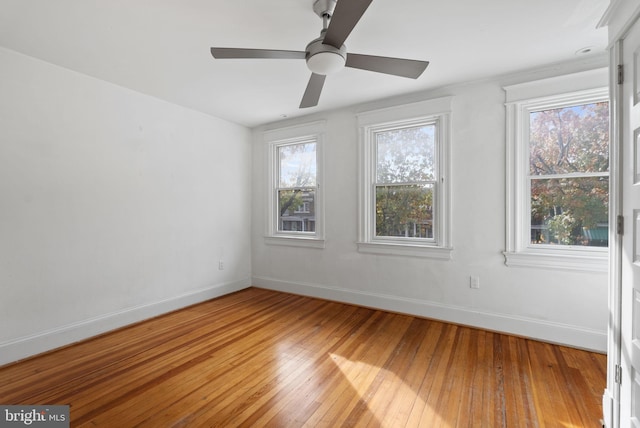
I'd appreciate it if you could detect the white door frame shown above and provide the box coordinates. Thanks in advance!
[602,37,623,428]
[600,1,640,427]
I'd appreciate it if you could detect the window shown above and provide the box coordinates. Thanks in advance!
[357,97,452,259]
[265,121,324,248]
[529,102,609,246]
[504,70,609,271]
[277,141,317,233]
[375,124,435,239]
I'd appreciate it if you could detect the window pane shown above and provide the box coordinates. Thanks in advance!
[376,125,435,183]
[375,184,433,238]
[530,177,608,246]
[529,102,609,175]
[278,189,316,232]
[279,142,316,188]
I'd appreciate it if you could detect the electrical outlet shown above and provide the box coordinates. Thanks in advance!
[470,276,480,289]
[218,261,224,270]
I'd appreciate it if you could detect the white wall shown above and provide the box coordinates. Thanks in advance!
[0,47,252,365]
[252,59,610,352]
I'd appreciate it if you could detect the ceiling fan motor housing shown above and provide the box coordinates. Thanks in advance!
[305,37,347,75]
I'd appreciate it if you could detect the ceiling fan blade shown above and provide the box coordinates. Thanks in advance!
[345,53,429,79]
[322,0,373,49]
[210,47,306,60]
[300,73,326,108]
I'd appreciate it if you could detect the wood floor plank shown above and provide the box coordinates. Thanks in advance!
[0,288,607,427]
[468,329,491,426]
[403,320,446,426]
[418,323,461,427]
[378,318,435,427]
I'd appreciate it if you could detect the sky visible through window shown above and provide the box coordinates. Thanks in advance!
[278,142,316,188]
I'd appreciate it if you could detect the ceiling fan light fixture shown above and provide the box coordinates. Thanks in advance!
[307,50,346,75]
[305,38,347,76]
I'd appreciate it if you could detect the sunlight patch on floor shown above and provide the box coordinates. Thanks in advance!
[330,353,450,427]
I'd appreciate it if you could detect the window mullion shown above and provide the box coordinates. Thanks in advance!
[374,180,437,186]
[529,171,609,180]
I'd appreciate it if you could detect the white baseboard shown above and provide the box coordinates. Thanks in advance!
[0,278,251,366]
[252,275,607,353]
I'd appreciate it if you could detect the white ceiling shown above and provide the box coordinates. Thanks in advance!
[0,0,610,127]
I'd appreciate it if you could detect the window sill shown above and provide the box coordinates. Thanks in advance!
[357,242,453,259]
[265,236,325,249]
[503,249,608,272]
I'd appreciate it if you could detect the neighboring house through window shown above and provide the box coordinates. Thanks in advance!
[357,97,453,259]
[504,69,609,271]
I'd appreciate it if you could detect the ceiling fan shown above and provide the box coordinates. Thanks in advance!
[210,0,429,109]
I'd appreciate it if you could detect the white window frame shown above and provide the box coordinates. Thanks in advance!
[264,121,325,249]
[503,69,609,272]
[357,97,453,259]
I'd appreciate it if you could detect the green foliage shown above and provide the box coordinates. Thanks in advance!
[546,212,576,245]
[376,185,433,238]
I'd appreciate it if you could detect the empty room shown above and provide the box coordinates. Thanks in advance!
[1,0,639,426]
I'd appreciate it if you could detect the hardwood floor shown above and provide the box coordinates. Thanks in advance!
[0,288,606,427]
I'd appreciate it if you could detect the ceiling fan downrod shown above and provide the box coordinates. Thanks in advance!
[313,0,337,21]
